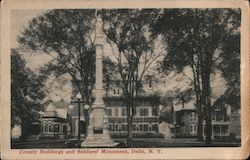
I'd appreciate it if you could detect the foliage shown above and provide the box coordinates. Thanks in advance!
[11,49,46,138]
[153,9,240,143]
[101,9,162,139]
[216,34,240,109]
[18,9,96,101]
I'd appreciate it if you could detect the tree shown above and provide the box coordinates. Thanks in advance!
[11,49,46,140]
[18,9,96,102]
[216,34,240,109]
[153,9,240,144]
[101,9,162,140]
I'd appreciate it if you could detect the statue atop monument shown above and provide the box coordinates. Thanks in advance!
[96,14,103,36]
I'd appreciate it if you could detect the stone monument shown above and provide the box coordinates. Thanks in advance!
[81,14,117,147]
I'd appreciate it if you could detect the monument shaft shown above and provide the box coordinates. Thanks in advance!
[81,14,116,147]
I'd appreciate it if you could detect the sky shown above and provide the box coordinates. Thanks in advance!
[11,10,52,70]
[11,9,227,105]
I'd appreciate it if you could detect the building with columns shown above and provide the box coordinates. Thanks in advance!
[174,101,232,139]
[40,102,69,139]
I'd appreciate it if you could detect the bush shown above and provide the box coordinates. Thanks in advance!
[133,132,164,138]
[111,133,128,138]
[111,132,164,138]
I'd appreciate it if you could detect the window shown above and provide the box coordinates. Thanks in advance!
[54,124,60,133]
[114,124,118,131]
[149,124,152,131]
[122,124,127,131]
[215,112,221,121]
[221,125,228,133]
[152,107,157,116]
[109,124,113,131]
[113,88,120,95]
[44,123,48,133]
[139,124,143,131]
[49,124,54,132]
[113,108,119,117]
[143,124,149,131]
[190,112,196,121]
[132,124,136,131]
[149,81,152,88]
[190,124,197,133]
[63,125,67,133]
[139,108,149,116]
[106,109,112,116]
[213,125,220,133]
[220,114,224,121]
[118,124,122,131]
[212,114,215,120]
[152,124,157,131]
[121,108,127,116]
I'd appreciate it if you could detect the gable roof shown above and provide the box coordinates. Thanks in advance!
[43,101,69,119]
[174,100,196,112]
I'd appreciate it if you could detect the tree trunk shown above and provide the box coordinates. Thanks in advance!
[197,111,203,141]
[204,82,212,145]
[126,96,133,142]
[201,53,212,145]
[20,117,31,141]
[195,83,203,141]
[127,115,133,140]
[193,67,203,141]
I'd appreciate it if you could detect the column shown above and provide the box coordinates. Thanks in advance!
[94,44,104,106]
[219,125,222,137]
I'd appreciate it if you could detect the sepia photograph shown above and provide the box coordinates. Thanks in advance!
[1,0,249,159]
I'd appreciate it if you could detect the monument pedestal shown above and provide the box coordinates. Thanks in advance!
[81,104,118,147]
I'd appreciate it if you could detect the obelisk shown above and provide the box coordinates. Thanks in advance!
[81,14,116,147]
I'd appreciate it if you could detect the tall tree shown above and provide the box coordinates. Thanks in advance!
[101,9,162,140]
[216,34,240,109]
[11,49,46,140]
[153,9,240,144]
[18,9,96,102]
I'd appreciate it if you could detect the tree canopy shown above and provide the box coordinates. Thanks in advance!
[153,8,240,143]
[101,9,163,139]
[11,49,47,138]
[18,9,97,101]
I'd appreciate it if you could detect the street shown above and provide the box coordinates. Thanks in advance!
[12,138,240,149]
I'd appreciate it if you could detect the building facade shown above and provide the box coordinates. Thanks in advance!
[40,103,69,139]
[71,79,161,138]
[105,96,160,135]
[174,102,231,139]
[175,108,198,137]
[202,105,231,139]
[103,79,160,137]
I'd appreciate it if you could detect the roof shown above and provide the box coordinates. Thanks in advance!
[43,101,69,119]
[174,100,196,112]
[46,104,57,112]
[56,108,68,119]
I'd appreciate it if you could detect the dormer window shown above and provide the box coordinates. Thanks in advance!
[149,81,152,88]
[113,88,120,95]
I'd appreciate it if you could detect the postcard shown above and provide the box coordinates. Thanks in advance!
[1,0,249,159]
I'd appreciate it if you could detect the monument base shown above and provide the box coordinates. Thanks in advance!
[81,127,118,147]
[81,106,118,147]
[81,138,118,147]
